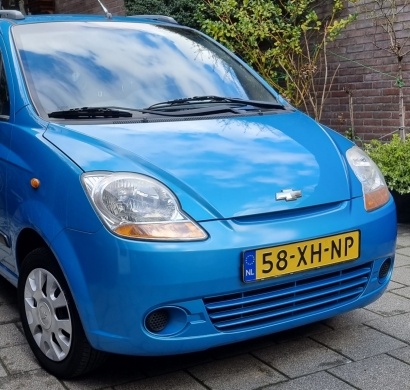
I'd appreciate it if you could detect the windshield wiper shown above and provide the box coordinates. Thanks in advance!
[48,107,133,119]
[48,98,286,120]
[145,96,285,111]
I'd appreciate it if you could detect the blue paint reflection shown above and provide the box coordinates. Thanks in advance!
[13,22,273,114]
[63,115,326,217]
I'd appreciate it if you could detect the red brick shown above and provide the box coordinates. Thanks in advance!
[382,119,401,127]
[383,88,400,96]
[319,0,410,140]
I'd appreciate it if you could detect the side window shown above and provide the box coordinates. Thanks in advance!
[0,52,10,119]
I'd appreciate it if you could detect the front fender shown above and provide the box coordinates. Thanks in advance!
[6,125,103,245]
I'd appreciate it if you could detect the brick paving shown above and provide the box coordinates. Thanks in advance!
[0,224,409,390]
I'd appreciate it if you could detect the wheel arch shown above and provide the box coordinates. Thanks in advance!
[17,246,107,378]
[15,228,48,272]
[15,226,104,351]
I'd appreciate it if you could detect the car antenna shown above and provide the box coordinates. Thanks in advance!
[97,0,112,19]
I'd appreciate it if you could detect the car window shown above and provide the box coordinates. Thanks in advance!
[0,51,10,119]
[11,22,277,117]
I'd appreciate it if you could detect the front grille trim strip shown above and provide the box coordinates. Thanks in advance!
[203,262,372,332]
[205,266,371,311]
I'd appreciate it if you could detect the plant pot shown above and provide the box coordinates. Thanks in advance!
[391,190,410,223]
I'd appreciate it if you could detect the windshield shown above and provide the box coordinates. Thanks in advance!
[12,21,278,117]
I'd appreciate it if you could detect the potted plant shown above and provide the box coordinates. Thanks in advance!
[365,133,410,223]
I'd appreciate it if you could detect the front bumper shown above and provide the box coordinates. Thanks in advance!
[51,196,397,355]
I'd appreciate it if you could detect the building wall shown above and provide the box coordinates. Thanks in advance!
[320,1,410,141]
[55,0,125,16]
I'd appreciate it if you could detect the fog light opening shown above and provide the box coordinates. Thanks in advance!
[379,258,392,280]
[145,309,169,333]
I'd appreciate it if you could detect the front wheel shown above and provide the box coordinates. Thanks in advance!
[18,248,107,378]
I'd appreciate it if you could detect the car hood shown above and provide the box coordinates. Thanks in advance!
[44,111,351,221]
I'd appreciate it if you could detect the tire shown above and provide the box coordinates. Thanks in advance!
[18,247,107,378]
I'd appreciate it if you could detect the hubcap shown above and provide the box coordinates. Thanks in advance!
[24,268,72,361]
[38,301,52,329]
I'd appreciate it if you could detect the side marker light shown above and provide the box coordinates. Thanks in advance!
[30,178,41,189]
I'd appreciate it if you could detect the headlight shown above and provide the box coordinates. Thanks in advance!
[346,146,390,211]
[82,172,208,241]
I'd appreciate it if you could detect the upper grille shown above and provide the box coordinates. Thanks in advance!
[203,262,372,332]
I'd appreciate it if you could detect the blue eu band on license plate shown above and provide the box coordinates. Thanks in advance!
[243,231,360,282]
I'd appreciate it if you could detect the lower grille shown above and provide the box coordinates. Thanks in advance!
[204,262,372,332]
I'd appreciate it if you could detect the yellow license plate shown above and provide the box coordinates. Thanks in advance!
[243,231,360,282]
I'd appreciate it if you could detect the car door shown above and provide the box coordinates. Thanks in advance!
[0,35,16,280]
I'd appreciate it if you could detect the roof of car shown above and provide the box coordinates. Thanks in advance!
[0,10,179,26]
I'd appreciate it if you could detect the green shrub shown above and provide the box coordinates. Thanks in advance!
[125,0,202,29]
[365,134,410,195]
[197,0,356,120]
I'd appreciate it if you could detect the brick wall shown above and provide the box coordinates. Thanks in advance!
[54,0,125,16]
[321,0,410,141]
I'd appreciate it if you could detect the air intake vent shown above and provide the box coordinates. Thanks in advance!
[145,309,169,333]
[379,258,392,279]
[204,262,372,332]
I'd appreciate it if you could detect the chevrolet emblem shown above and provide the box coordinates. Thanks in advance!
[276,189,302,201]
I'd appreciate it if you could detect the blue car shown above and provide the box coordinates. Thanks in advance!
[0,8,396,378]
